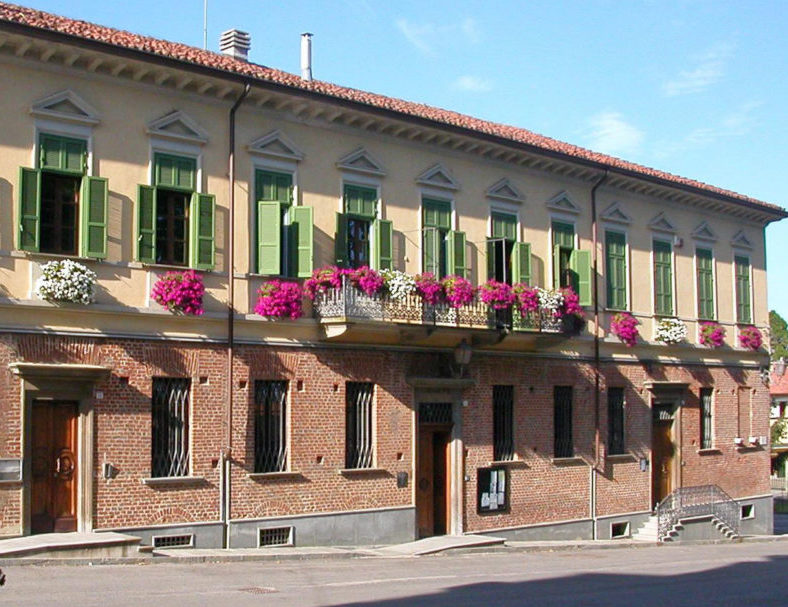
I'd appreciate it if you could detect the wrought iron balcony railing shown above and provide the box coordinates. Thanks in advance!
[312,278,567,334]
[656,484,740,540]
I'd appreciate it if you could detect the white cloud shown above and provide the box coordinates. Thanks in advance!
[584,112,644,157]
[662,43,734,97]
[452,75,492,92]
[395,17,481,55]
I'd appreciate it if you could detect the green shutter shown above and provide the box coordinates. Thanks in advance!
[39,134,86,173]
[190,192,215,269]
[80,176,108,258]
[344,184,376,218]
[653,240,673,316]
[18,167,41,252]
[154,153,196,190]
[487,240,496,281]
[491,212,517,241]
[335,212,349,268]
[696,248,715,320]
[553,244,563,289]
[605,231,627,310]
[735,255,751,323]
[136,185,156,263]
[423,228,439,275]
[448,230,466,278]
[570,249,591,306]
[512,242,531,285]
[373,218,393,271]
[257,201,282,275]
[289,206,313,278]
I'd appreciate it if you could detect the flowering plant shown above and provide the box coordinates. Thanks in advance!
[304,266,344,300]
[441,275,475,308]
[35,259,96,305]
[699,321,725,348]
[513,284,540,316]
[610,312,639,347]
[151,270,205,315]
[536,287,564,318]
[346,266,384,297]
[739,325,763,351]
[414,273,443,305]
[655,317,687,345]
[380,269,417,301]
[254,280,303,320]
[479,280,515,310]
[559,286,583,318]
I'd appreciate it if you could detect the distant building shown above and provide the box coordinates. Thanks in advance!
[770,360,788,478]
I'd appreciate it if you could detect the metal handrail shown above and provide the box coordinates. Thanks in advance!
[656,484,740,540]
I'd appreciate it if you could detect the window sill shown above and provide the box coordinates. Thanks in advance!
[11,250,101,263]
[489,459,529,468]
[551,456,586,466]
[606,453,636,462]
[697,448,722,455]
[247,471,302,480]
[338,467,387,476]
[141,475,205,486]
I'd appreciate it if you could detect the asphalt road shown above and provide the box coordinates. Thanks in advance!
[2,541,788,606]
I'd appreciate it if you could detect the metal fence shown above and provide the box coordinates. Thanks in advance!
[770,476,788,492]
[656,484,739,541]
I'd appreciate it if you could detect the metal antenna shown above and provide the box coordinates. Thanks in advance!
[203,0,208,50]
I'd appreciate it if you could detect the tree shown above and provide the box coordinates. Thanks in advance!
[771,310,788,361]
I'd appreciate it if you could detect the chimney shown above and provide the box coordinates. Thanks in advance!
[300,32,313,81]
[775,358,786,377]
[220,29,251,61]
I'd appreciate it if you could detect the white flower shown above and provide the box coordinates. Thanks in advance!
[380,269,417,301]
[35,260,96,305]
[655,317,687,344]
[536,287,564,315]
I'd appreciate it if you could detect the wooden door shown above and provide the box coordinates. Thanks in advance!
[651,420,674,509]
[31,400,78,534]
[416,426,451,538]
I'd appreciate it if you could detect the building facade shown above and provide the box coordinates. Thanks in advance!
[0,3,783,547]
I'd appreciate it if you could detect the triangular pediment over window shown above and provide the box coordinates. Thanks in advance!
[336,148,386,176]
[648,212,677,234]
[486,178,523,203]
[600,202,632,225]
[248,130,304,161]
[731,230,754,250]
[546,191,580,215]
[31,90,100,125]
[416,163,460,190]
[146,110,208,144]
[691,221,718,242]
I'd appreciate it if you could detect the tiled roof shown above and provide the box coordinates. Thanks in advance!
[771,367,788,397]
[0,2,784,215]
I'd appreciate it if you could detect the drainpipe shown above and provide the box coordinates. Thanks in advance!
[590,170,608,539]
[221,81,251,549]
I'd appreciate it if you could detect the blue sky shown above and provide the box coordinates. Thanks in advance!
[19,0,788,318]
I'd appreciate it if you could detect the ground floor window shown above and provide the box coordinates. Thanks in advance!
[254,380,288,473]
[554,386,573,458]
[346,382,374,469]
[608,387,625,455]
[493,385,514,461]
[151,377,190,477]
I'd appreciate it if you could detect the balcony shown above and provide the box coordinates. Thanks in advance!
[312,279,580,350]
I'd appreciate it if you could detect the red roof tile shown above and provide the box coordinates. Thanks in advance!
[0,2,784,215]
[772,367,788,396]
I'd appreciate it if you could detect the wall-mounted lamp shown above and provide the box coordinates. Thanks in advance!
[452,339,472,378]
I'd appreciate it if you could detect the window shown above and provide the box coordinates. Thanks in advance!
[487,212,531,286]
[735,255,751,323]
[554,386,573,458]
[477,466,508,513]
[255,170,313,277]
[335,184,392,270]
[137,153,215,269]
[493,385,514,461]
[151,377,190,477]
[605,231,627,310]
[696,248,715,320]
[700,387,713,449]
[607,387,625,455]
[422,197,464,278]
[345,382,374,469]
[254,380,288,473]
[653,240,673,316]
[551,221,591,305]
[18,134,108,258]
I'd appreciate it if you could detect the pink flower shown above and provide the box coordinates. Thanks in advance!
[441,275,475,308]
[479,280,515,310]
[739,325,762,351]
[610,312,639,347]
[304,266,344,300]
[414,273,444,305]
[512,283,539,317]
[559,286,584,318]
[151,270,205,316]
[255,280,303,320]
[346,266,384,296]
[699,321,726,348]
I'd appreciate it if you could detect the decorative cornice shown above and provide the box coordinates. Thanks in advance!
[146,110,208,144]
[691,221,718,242]
[416,163,460,191]
[648,212,677,234]
[247,129,304,161]
[336,147,386,176]
[31,89,100,125]
[731,230,754,250]
[546,191,580,215]
[600,202,632,225]
[486,178,523,203]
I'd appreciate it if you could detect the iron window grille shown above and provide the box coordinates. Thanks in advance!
[419,402,453,425]
[254,380,288,473]
[607,387,625,455]
[493,386,514,461]
[700,387,713,449]
[151,377,190,478]
[554,386,573,458]
[346,382,374,469]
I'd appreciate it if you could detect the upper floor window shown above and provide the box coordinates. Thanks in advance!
[137,153,215,269]
[18,134,108,258]
[335,184,391,270]
[605,230,627,310]
[734,255,751,324]
[487,211,530,286]
[552,220,575,288]
[696,248,715,320]
[422,197,451,278]
[653,240,674,316]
